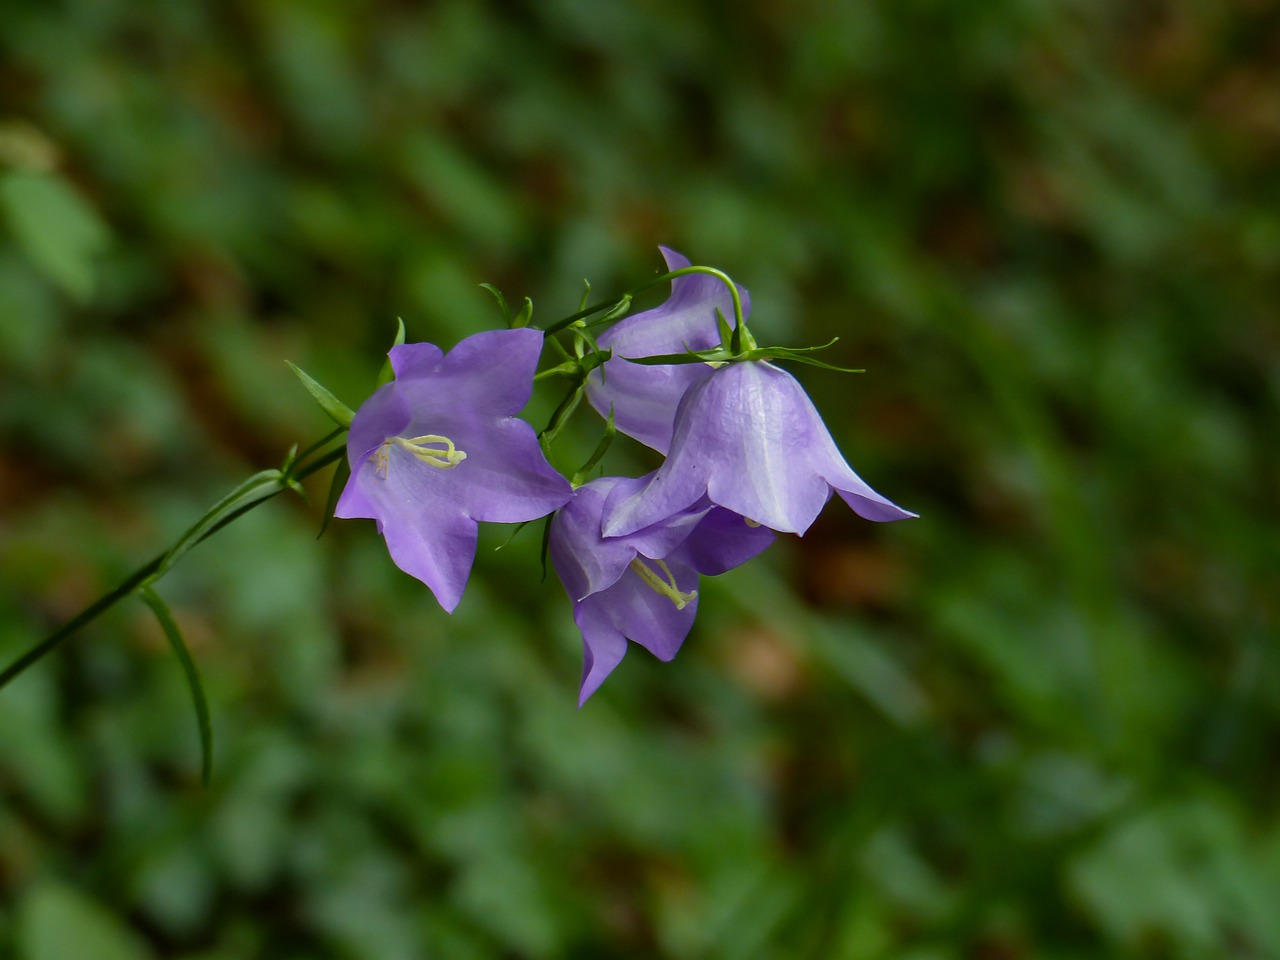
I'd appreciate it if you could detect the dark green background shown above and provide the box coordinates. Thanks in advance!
[2,2,1277,957]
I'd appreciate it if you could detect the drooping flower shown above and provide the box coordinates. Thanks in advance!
[550,475,774,704]
[336,328,573,612]
[585,246,748,454]
[603,359,916,538]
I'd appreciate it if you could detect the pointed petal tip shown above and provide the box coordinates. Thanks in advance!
[657,245,690,269]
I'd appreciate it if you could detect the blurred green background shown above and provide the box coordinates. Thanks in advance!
[2,1,1278,957]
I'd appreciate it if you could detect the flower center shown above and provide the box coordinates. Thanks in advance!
[628,557,697,610]
[374,434,467,476]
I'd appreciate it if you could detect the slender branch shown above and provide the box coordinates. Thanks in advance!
[0,442,346,690]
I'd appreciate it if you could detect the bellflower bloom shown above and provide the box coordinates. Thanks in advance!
[336,328,573,612]
[603,360,917,538]
[585,246,748,454]
[551,475,774,704]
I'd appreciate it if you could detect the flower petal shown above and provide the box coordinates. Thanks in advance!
[409,414,571,524]
[667,506,775,575]
[575,563,699,664]
[551,475,709,601]
[335,447,479,612]
[550,480,638,601]
[345,380,411,467]
[393,328,545,419]
[572,606,628,706]
[604,361,913,536]
[600,451,709,539]
[388,341,445,380]
[586,247,749,454]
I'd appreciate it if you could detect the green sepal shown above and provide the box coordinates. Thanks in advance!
[512,297,533,328]
[577,279,591,312]
[479,282,510,322]
[480,283,532,328]
[286,361,355,428]
[759,339,863,373]
[578,346,611,377]
[597,293,632,324]
[317,455,351,539]
[621,345,722,366]
[375,318,407,386]
[138,586,213,787]
[495,519,531,551]
[539,513,553,583]
[621,336,861,372]
[569,323,611,381]
[716,308,734,353]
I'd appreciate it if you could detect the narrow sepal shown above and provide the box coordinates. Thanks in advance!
[286,361,355,428]
[377,318,409,386]
[512,297,533,328]
[317,455,351,539]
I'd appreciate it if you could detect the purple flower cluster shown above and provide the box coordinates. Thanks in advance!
[338,249,914,703]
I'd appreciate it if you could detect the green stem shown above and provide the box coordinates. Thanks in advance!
[0,442,346,690]
[541,266,745,336]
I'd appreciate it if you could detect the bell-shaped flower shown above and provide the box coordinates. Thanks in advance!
[585,246,748,454]
[336,328,573,612]
[550,475,774,704]
[603,360,916,538]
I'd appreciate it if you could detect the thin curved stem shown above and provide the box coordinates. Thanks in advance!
[541,265,745,336]
[0,442,346,690]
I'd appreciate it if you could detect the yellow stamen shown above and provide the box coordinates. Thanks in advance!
[375,434,467,477]
[629,557,697,610]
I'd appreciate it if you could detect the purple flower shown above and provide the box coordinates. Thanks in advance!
[336,328,572,612]
[550,475,774,704]
[603,360,916,538]
[585,246,748,454]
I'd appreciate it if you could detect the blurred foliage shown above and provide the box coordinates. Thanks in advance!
[1,0,1278,957]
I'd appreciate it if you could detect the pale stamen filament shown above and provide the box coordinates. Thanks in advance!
[375,434,467,477]
[628,557,697,610]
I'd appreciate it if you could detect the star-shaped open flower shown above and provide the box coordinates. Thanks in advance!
[336,328,573,611]
[585,246,748,454]
[603,359,917,538]
[550,475,774,704]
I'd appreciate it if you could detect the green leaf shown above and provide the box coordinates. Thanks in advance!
[285,361,355,428]
[138,586,213,786]
[0,170,109,303]
[19,883,155,960]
